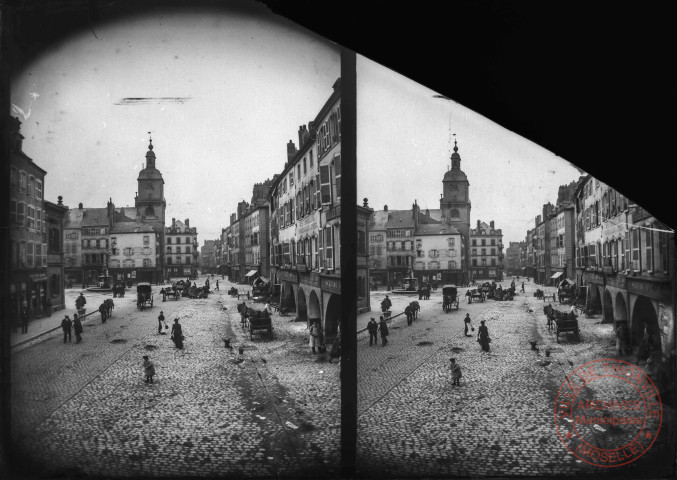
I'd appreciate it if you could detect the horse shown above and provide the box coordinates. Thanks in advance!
[237,302,250,329]
[409,301,420,319]
[404,305,414,325]
[104,298,114,318]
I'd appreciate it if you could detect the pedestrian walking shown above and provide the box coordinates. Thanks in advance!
[381,294,392,314]
[309,320,323,354]
[477,320,490,352]
[73,313,83,343]
[463,313,474,337]
[378,316,389,346]
[158,311,166,334]
[99,302,107,323]
[161,288,167,302]
[521,282,525,293]
[20,307,29,334]
[61,315,72,343]
[367,317,378,346]
[418,286,423,300]
[75,292,86,312]
[44,297,52,317]
[170,318,184,349]
[215,280,219,291]
[143,355,156,384]
[450,358,462,386]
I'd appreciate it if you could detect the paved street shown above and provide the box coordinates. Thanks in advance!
[10,276,340,478]
[356,281,675,478]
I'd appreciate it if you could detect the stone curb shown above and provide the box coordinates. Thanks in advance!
[11,310,99,350]
[357,311,405,335]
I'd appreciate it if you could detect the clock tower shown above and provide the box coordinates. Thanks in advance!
[440,140,471,282]
[135,136,166,278]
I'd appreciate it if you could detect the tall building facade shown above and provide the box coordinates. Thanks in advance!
[269,78,342,340]
[165,219,198,278]
[469,220,504,281]
[439,141,471,284]
[134,138,166,280]
[44,197,68,312]
[9,117,50,322]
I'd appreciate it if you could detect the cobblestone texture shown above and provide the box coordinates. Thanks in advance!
[357,282,675,478]
[10,277,339,478]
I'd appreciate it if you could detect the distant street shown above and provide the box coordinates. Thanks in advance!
[356,281,674,478]
[10,276,339,478]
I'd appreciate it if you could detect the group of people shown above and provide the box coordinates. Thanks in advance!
[60,313,84,343]
[157,310,185,349]
[366,316,390,347]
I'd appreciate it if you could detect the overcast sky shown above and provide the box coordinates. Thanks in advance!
[11,5,339,241]
[356,55,584,245]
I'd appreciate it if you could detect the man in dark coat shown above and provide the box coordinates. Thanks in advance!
[405,305,414,325]
[99,303,107,323]
[464,313,474,337]
[20,307,29,334]
[158,311,166,334]
[161,288,167,302]
[367,317,378,346]
[380,295,392,313]
[75,293,86,311]
[73,314,83,343]
[378,316,389,346]
[61,315,72,343]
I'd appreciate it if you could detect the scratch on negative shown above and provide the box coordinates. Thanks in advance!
[115,97,192,105]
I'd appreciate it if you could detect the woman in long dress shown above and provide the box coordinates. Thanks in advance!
[171,318,184,349]
[477,320,490,352]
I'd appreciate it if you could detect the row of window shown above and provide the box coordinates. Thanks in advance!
[109,259,153,268]
[11,240,47,269]
[166,236,195,245]
[10,200,46,233]
[271,225,339,271]
[471,238,498,246]
[413,260,459,270]
[316,104,341,160]
[112,247,153,256]
[579,191,628,231]
[166,246,192,254]
[166,257,192,265]
[387,229,412,238]
[577,225,670,274]
[83,227,107,236]
[471,248,497,256]
[10,167,43,200]
[472,258,497,267]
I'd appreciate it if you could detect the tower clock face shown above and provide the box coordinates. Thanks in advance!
[146,182,154,190]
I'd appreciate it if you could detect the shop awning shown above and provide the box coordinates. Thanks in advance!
[257,276,269,284]
[550,272,563,279]
[244,270,258,277]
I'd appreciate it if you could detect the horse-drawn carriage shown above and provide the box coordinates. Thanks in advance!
[165,283,182,300]
[493,288,515,301]
[237,303,273,340]
[136,283,154,310]
[442,285,459,312]
[466,288,485,303]
[557,279,576,304]
[543,304,580,342]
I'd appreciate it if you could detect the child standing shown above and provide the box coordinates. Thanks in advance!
[450,358,462,386]
[143,355,156,384]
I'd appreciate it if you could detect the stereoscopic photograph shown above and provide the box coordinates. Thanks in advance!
[354,54,675,478]
[5,1,341,477]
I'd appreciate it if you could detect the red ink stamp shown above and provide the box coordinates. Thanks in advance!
[554,358,662,467]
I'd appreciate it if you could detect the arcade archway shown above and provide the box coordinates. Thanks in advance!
[308,290,321,328]
[602,289,614,324]
[631,296,661,352]
[324,294,341,341]
[282,282,296,313]
[297,288,308,324]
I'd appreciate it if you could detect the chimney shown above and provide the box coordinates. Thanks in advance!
[490,220,495,229]
[477,220,481,230]
[287,139,296,157]
[535,215,541,227]
[58,196,63,206]
[363,198,369,208]
[172,218,176,228]
[425,209,430,217]
[185,219,189,227]
[79,203,83,209]
[384,205,388,211]
[298,125,310,147]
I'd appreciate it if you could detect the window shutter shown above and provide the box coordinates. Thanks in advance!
[334,155,341,200]
[320,165,331,204]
